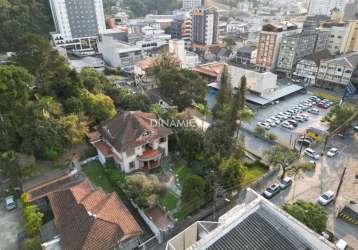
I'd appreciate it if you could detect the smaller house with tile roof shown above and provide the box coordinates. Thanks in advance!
[40,179,142,250]
[89,111,173,173]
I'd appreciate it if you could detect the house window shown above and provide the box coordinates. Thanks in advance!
[129,161,135,169]
[142,130,151,137]
[160,137,166,143]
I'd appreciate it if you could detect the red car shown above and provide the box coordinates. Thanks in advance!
[317,101,328,109]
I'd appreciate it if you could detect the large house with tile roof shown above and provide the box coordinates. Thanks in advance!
[37,179,142,250]
[89,111,173,173]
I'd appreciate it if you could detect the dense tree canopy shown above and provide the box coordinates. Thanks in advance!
[154,55,207,111]
[283,200,328,233]
[218,156,247,189]
[0,0,53,52]
[264,145,297,179]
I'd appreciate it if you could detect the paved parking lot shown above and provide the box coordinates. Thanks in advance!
[0,202,23,250]
[257,132,358,248]
[244,92,332,147]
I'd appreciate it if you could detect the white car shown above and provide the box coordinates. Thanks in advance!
[318,190,335,205]
[4,196,16,211]
[282,121,294,129]
[271,117,281,125]
[304,148,320,160]
[279,177,293,189]
[258,122,270,130]
[300,114,309,121]
[327,148,338,157]
[308,108,319,115]
[266,119,277,127]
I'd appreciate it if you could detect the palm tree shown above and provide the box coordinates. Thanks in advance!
[196,103,211,131]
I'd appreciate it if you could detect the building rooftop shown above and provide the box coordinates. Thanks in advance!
[323,52,358,68]
[301,49,333,66]
[99,111,173,153]
[166,189,335,250]
[48,179,142,250]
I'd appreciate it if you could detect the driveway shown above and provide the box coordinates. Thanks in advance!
[0,202,23,250]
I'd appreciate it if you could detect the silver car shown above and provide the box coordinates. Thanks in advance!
[4,196,16,211]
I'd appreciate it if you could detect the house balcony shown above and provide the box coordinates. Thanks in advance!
[139,148,162,170]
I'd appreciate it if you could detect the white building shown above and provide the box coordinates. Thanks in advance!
[169,39,186,64]
[98,35,143,70]
[89,111,173,173]
[183,0,203,10]
[49,0,106,53]
[319,22,348,55]
[228,66,277,96]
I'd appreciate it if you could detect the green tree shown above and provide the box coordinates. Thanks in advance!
[12,34,69,91]
[283,200,328,233]
[84,92,116,123]
[324,104,358,131]
[0,151,35,180]
[80,67,109,93]
[59,114,89,145]
[182,175,207,212]
[21,236,42,250]
[21,192,43,237]
[195,103,211,131]
[223,36,236,46]
[178,128,205,162]
[213,65,232,120]
[0,0,53,52]
[204,121,235,162]
[218,156,247,189]
[154,55,207,111]
[264,145,297,179]
[126,173,167,208]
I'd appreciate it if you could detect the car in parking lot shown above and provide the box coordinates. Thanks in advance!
[318,190,335,205]
[304,148,320,160]
[4,196,16,211]
[266,119,277,127]
[327,148,339,157]
[317,101,329,109]
[297,137,313,147]
[282,121,294,129]
[354,125,358,131]
[263,183,281,199]
[287,119,298,127]
[279,177,293,189]
[271,117,281,125]
[257,122,271,130]
[294,115,305,123]
[308,108,319,115]
[300,114,309,121]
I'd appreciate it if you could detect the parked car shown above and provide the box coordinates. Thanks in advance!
[297,137,313,147]
[335,239,348,250]
[258,122,271,130]
[279,177,293,189]
[308,108,319,115]
[271,117,281,125]
[327,148,339,157]
[317,101,329,109]
[282,121,294,129]
[287,119,298,127]
[318,190,335,205]
[266,119,277,127]
[304,148,320,160]
[300,114,309,121]
[263,183,281,199]
[294,115,305,123]
[4,195,16,211]
[353,125,358,131]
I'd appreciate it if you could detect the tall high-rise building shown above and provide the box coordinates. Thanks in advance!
[49,0,106,52]
[191,8,219,47]
[183,0,203,10]
[255,22,299,71]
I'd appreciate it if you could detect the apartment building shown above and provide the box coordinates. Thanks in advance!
[49,0,106,53]
[308,0,348,16]
[191,8,219,47]
[276,32,319,76]
[319,21,348,55]
[255,22,299,71]
[316,51,358,89]
[183,0,203,10]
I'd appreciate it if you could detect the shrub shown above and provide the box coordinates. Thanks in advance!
[266,132,277,141]
[22,236,42,250]
[255,126,266,136]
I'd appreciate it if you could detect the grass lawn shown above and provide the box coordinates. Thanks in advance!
[314,91,341,102]
[174,164,194,185]
[242,161,268,187]
[159,191,179,211]
[82,160,116,193]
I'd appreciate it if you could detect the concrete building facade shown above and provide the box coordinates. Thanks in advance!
[49,0,106,53]
[191,8,219,47]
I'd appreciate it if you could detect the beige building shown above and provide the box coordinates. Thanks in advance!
[256,22,299,71]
